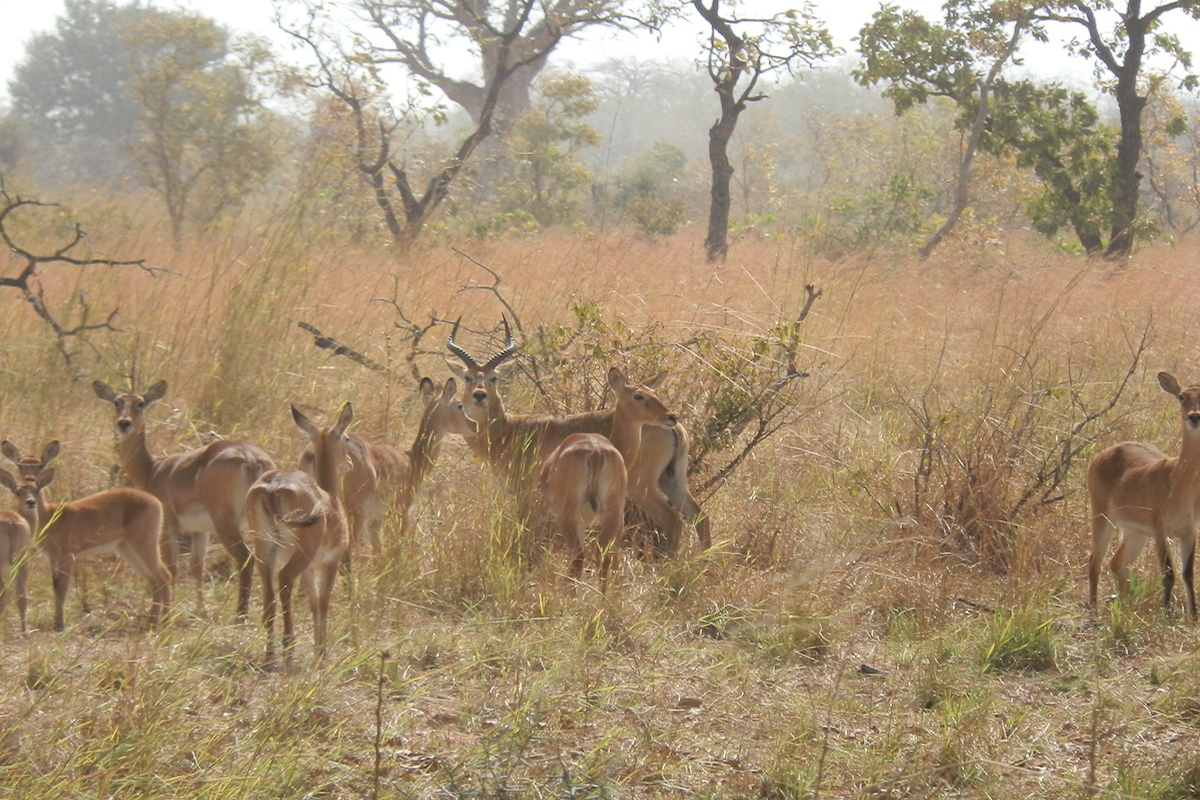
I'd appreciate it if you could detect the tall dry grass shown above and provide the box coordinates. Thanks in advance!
[1,206,1200,797]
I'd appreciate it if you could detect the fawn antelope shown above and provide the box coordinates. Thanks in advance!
[540,367,680,589]
[1,440,60,482]
[299,377,476,555]
[447,318,707,554]
[0,491,33,632]
[93,380,275,620]
[1088,371,1200,618]
[0,467,172,630]
[0,440,56,631]
[248,403,350,666]
[2,439,99,615]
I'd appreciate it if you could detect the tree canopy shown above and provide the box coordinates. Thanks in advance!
[7,0,280,240]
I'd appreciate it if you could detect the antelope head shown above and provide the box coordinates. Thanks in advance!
[1159,372,1200,434]
[446,317,517,423]
[1,440,60,482]
[93,380,169,441]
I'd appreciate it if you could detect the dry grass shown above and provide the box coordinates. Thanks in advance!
[1,214,1200,798]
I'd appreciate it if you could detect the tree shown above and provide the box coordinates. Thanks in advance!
[1140,88,1200,238]
[983,81,1113,251]
[492,73,602,228]
[690,0,838,263]
[611,141,690,236]
[856,1,1029,258]
[1031,0,1200,258]
[282,0,568,247]
[7,1,279,239]
[7,0,146,179]
[859,0,1200,258]
[124,13,280,241]
[318,0,659,191]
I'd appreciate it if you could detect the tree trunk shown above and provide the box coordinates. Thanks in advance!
[1104,79,1146,258]
[919,21,1025,261]
[705,107,738,263]
[1103,13,1148,260]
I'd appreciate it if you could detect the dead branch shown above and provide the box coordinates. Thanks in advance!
[297,321,395,376]
[0,181,162,376]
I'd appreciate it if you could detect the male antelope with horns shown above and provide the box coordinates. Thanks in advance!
[447,318,709,554]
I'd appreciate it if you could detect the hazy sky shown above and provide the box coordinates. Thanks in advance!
[0,0,1127,111]
[0,0,938,105]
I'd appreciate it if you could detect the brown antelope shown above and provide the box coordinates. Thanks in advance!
[0,440,56,630]
[0,468,172,630]
[540,367,680,589]
[299,377,476,555]
[447,319,709,554]
[0,491,33,632]
[1,439,95,615]
[1088,371,1200,618]
[248,403,350,667]
[1,440,60,482]
[93,380,276,621]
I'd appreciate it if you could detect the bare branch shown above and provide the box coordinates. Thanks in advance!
[0,184,157,375]
[297,321,395,376]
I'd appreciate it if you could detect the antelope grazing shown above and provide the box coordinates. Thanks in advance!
[447,319,709,554]
[93,380,275,621]
[0,468,172,630]
[248,404,350,667]
[299,377,477,555]
[540,367,680,589]
[1088,372,1200,618]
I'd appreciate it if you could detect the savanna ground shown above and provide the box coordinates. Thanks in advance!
[1,220,1199,799]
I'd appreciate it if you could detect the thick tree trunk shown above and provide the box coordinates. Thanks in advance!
[1105,82,1146,258]
[1103,13,1148,260]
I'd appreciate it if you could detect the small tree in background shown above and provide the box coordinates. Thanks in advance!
[7,0,280,241]
[690,0,838,263]
[8,0,145,180]
[611,142,689,236]
[856,0,1029,259]
[125,13,280,242]
[489,73,602,229]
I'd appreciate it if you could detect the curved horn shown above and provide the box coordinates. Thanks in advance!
[447,317,481,371]
[483,316,518,370]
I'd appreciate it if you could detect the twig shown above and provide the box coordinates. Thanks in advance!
[373,650,389,800]
[451,248,525,336]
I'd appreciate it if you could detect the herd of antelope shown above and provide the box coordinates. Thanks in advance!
[0,316,1197,666]
[0,321,711,666]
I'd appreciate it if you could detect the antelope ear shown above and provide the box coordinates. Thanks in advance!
[1159,372,1183,397]
[93,380,118,402]
[444,358,469,381]
[292,405,319,438]
[41,441,61,465]
[0,469,16,493]
[418,377,438,405]
[36,468,55,491]
[333,402,354,437]
[0,441,20,463]
[440,377,458,401]
[607,366,627,392]
[144,380,168,405]
[644,371,669,391]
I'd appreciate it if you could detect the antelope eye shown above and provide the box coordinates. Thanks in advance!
[136,401,145,409]
[634,393,645,401]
